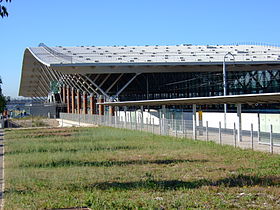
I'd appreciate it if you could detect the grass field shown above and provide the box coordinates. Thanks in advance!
[4,127,280,209]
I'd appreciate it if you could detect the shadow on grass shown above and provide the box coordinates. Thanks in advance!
[6,175,280,195]
[4,189,30,195]
[20,159,208,168]
[7,145,140,155]
[15,133,73,139]
[83,175,280,191]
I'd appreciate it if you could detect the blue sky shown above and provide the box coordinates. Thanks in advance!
[1,0,280,97]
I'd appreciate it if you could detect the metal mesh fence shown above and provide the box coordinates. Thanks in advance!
[60,112,280,154]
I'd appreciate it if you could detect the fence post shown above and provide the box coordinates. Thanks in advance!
[159,113,162,135]
[141,106,144,130]
[251,123,254,150]
[162,105,166,135]
[185,120,188,139]
[135,115,137,130]
[182,118,185,138]
[114,108,117,128]
[79,113,81,127]
[130,112,133,130]
[152,118,155,134]
[149,109,152,125]
[233,122,236,148]
[175,119,178,138]
[206,121,209,141]
[140,114,142,131]
[219,121,221,144]
[138,111,140,131]
[257,112,261,143]
[124,106,127,129]
[112,116,116,127]
[270,124,273,154]
[237,104,242,142]
[62,118,63,127]
[192,104,197,140]
[171,114,173,131]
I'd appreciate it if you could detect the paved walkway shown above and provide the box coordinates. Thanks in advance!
[56,119,97,127]
[0,129,4,210]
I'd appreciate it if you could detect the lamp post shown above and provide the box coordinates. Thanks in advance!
[223,52,235,129]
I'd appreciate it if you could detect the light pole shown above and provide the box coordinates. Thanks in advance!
[223,52,235,129]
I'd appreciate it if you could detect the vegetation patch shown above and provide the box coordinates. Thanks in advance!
[10,117,59,128]
[4,127,280,209]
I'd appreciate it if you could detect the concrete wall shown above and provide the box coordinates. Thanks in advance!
[116,110,280,133]
[199,112,280,133]
[197,112,258,131]
[260,114,280,133]
[26,104,57,118]
[116,109,160,125]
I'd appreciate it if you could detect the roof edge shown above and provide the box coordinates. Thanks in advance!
[27,47,51,67]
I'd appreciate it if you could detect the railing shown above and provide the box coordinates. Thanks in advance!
[39,43,73,63]
[60,113,280,154]
[225,42,280,48]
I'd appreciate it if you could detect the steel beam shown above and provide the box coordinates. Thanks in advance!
[106,73,123,93]
[72,74,93,95]
[76,74,100,96]
[37,68,51,89]
[96,74,111,91]
[82,75,109,99]
[112,73,141,101]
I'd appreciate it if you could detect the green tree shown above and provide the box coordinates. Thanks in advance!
[0,0,11,18]
[0,95,6,113]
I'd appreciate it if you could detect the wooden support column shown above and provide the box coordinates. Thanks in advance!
[77,89,81,114]
[59,86,63,103]
[98,96,105,116]
[62,85,66,103]
[89,94,95,115]
[83,91,88,114]
[71,87,75,114]
[109,106,115,116]
[66,86,71,113]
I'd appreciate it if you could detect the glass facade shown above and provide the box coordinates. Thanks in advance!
[113,70,280,112]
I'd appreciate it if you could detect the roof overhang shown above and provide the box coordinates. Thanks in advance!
[19,49,42,97]
[50,62,280,74]
[100,93,280,106]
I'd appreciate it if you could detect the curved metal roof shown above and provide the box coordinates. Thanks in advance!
[19,44,280,97]
[30,44,280,65]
